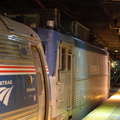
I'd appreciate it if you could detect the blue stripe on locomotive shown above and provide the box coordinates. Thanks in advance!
[33,28,74,76]
[0,74,38,114]
[33,28,108,76]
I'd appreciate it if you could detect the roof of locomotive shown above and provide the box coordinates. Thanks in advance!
[33,28,108,55]
[0,15,40,40]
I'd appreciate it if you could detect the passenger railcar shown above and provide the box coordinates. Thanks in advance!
[0,16,51,120]
[34,28,110,120]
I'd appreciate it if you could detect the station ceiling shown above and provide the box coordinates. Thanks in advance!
[0,0,120,59]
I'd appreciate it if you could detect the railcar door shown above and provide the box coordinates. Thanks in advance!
[31,46,46,120]
[58,43,73,119]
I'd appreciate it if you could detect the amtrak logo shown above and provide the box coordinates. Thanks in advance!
[0,86,14,106]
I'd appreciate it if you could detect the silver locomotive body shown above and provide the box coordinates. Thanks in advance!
[34,28,110,120]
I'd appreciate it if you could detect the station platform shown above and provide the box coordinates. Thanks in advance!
[82,90,120,120]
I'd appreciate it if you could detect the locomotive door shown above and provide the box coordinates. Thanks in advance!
[58,43,73,119]
[31,46,45,120]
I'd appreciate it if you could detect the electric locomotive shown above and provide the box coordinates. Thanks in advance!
[34,27,110,120]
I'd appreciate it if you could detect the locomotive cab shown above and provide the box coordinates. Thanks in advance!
[0,15,51,120]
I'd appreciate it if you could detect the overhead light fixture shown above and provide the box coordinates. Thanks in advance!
[118,29,120,35]
[114,50,118,52]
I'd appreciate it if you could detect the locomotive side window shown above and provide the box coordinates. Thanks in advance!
[59,46,67,71]
[68,49,72,70]
[62,48,67,70]
[68,55,71,70]
[59,45,72,71]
